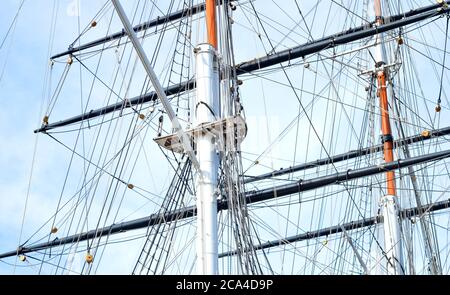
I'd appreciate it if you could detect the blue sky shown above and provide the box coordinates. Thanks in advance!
[1,0,450,275]
[0,0,142,274]
[0,0,55,273]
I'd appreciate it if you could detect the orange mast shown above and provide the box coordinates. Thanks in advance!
[205,0,218,48]
[377,72,396,195]
[375,0,396,196]
[374,0,403,275]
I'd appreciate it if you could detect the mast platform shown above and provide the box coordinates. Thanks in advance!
[154,115,247,153]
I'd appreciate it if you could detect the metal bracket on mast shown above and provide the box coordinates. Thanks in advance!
[358,62,402,76]
[110,0,200,171]
[154,115,247,153]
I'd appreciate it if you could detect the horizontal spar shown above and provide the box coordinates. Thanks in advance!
[243,149,450,204]
[244,126,450,183]
[0,206,197,260]
[34,80,196,133]
[1,149,449,259]
[35,1,450,133]
[235,1,450,74]
[51,0,448,60]
[50,1,227,60]
[219,198,450,258]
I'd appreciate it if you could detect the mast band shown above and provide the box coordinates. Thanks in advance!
[382,134,394,143]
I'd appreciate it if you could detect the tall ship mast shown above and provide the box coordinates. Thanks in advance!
[1,0,450,275]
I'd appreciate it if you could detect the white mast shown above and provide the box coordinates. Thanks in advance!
[194,0,220,275]
[194,43,220,275]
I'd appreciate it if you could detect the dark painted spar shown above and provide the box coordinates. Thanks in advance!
[1,149,450,259]
[242,150,450,205]
[50,0,228,60]
[50,0,449,60]
[244,126,450,183]
[35,1,450,133]
[219,198,450,258]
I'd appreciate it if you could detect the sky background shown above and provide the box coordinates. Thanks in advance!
[0,0,149,274]
[1,0,449,275]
